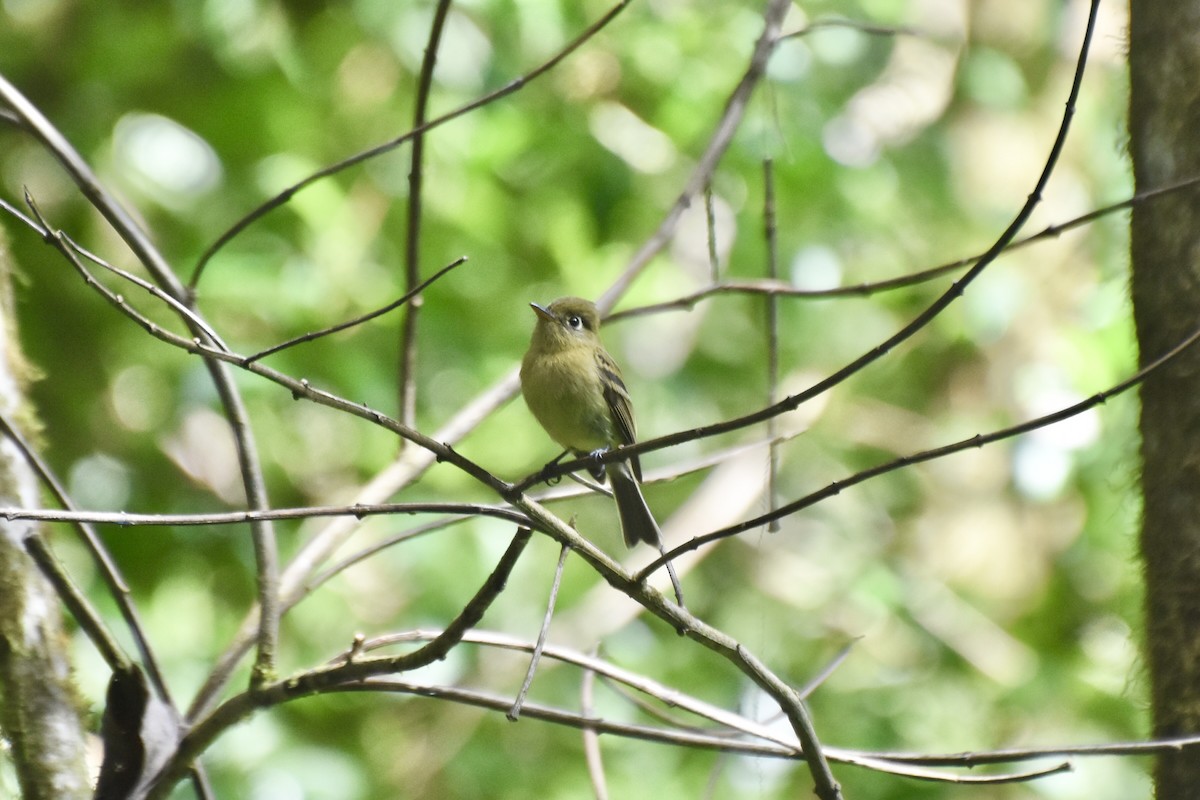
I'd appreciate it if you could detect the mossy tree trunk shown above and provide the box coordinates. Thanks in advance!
[0,229,90,798]
[1129,0,1200,794]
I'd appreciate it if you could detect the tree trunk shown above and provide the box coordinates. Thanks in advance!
[1129,0,1200,794]
[0,229,90,797]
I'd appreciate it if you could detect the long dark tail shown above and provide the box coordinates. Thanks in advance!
[610,462,686,606]
[608,461,661,548]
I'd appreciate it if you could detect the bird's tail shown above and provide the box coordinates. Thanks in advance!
[609,460,661,548]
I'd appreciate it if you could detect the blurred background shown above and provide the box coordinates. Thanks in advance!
[0,0,1138,797]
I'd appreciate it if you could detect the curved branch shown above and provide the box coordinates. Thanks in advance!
[640,296,1200,573]
[145,529,532,798]
[0,75,282,689]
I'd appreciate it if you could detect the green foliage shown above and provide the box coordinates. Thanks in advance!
[0,0,1140,797]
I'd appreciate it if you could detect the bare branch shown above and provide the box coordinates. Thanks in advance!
[0,412,154,676]
[152,626,1094,791]
[598,0,792,310]
[509,543,570,720]
[607,173,1200,322]
[148,530,533,797]
[245,256,467,364]
[190,0,632,284]
[762,158,781,534]
[581,656,609,800]
[545,0,1105,483]
[0,75,283,688]
[396,0,452,431]
[646,297,1200,570]
[781,16,942,42]
[0,502,531,529]
[189,371,522,721]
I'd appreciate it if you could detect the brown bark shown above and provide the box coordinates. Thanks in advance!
[1129,0,1200,794]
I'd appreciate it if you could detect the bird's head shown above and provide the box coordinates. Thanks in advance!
[529,296,602,349]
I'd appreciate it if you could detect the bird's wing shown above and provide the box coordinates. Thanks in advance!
[596,348,643,481]
[596,349,635,443]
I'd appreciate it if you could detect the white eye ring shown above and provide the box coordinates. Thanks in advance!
[567,315,583,329]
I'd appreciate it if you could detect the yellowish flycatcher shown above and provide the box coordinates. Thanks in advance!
[520,297,661,548]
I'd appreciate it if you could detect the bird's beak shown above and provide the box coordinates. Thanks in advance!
[530,302,556,322]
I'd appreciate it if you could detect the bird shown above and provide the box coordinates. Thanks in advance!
[520,296,661,548]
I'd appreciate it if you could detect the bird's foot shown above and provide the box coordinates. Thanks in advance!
[586,448,608,483]
[537,450,574,485]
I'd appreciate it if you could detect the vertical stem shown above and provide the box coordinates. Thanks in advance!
[398,0,454,431]
[762,158,781,532]
[705,183,720,283]
[509,543,570,720]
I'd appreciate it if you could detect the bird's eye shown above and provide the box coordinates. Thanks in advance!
[567,315,584,329]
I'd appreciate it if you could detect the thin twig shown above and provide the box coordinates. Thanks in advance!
[763,158,781,533]
[345,629,1109,780]
[704,183,720,283]
[608,175,1200,323]
[346,679,1072,785]
[20,537,128,672]
[552,0,1105,481]
[0,207,517,499]
[306,515,472,593]
[147,530,533,797]
[365,629,809,749]
[150,627,1082,792]
[0,502,531,529]
[597,0,792,310]
[1,73,283,690]
[397,0,452,431]
[581,653,609,800]
[780,16,938,42]
[509,543,570,720]
[645,281,1195,569]
[188,371,523,722]
[58,233,229,351]
[189,0,632,285]
[246,256,466,363]
[303,627,1198,783]
[0,412,165,683]
[798,639,860,701]
[331,527,532,673]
